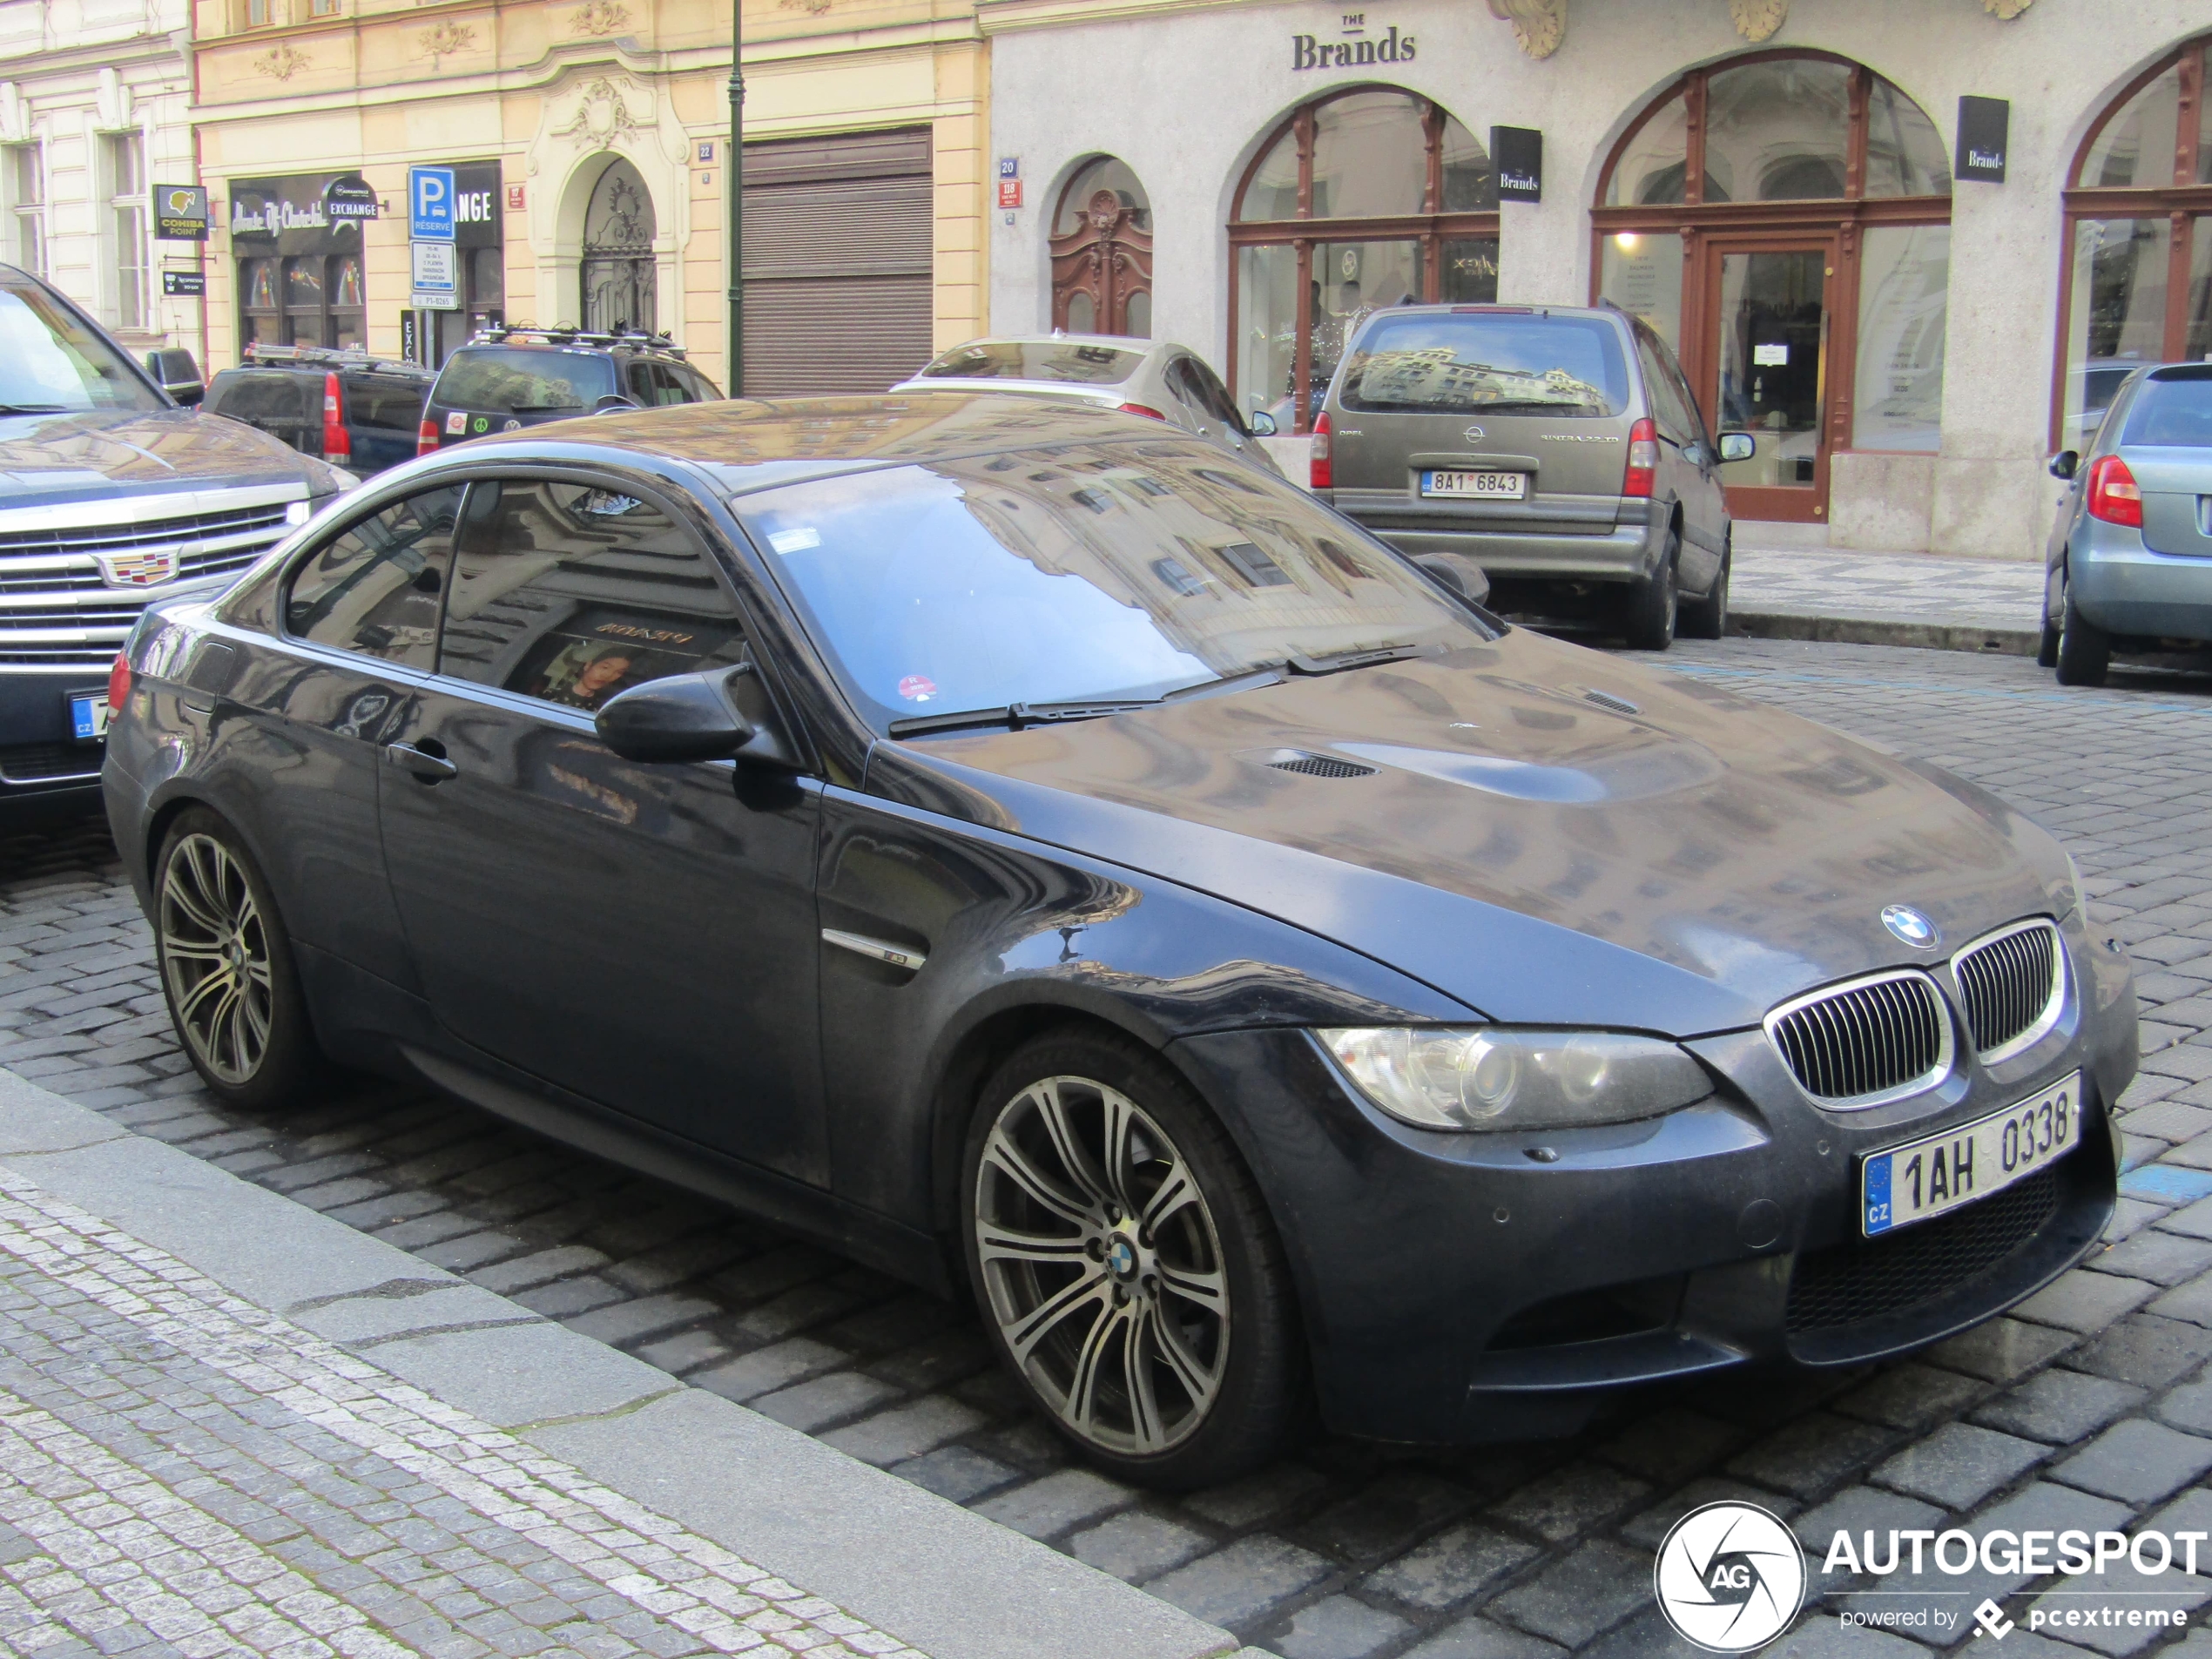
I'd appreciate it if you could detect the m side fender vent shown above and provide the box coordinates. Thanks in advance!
[1262,751,1376,779]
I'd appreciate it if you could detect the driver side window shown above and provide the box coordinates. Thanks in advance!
[283,485,463,668]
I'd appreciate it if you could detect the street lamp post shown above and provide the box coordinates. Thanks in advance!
[725,0,745,393]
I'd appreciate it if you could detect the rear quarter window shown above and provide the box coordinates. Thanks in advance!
[919,341,1141,385]
[1339,314,1629,419]
[433,348,617,414]
[207,372,313,423]
[2121,369,2212,448]
[347,377,431,431]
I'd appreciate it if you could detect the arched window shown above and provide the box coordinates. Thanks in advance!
[581,157,656,334]
[1595,53,1952,524]
[2055,37,2212,448]
[1229,86,1498,435]
[1051,156,1152,338]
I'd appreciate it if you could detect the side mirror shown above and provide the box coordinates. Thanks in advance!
[1412,550,1492,609]
[596,668,754,763]
[2048,449,2080,481]
[147,347,204,406]
[592,394,642,414]
[1716,431,1757,464]
[1247,409,1278,437]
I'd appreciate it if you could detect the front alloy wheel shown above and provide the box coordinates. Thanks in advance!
[161,833,273,1086]
[964,1034,1301,1487]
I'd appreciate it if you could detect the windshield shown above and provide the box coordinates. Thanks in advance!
[918,341,1143,385]
[2121,368,2212,448]
[435,347,617,413]
[735,440,1496,732]
[1339,313,1629,418]
[0,275,165,414]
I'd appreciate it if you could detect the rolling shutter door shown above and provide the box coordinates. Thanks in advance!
[741,129,933,395]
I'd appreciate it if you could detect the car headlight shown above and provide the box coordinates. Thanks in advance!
[1318,1027,1713,1132]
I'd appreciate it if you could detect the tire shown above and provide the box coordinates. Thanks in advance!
[2054,576,2110,688]
[1622,535,1679,651]
[961,1028,1304,1489]
[1679,543,1730,641]
[153,806,326,1111]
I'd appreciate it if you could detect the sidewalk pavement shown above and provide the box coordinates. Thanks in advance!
[1730,545,2046,657]
[0,1066,1252,1659]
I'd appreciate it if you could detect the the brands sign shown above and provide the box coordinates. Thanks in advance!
[1957,95,2009,183]
[1492,125,1541,202]
[1292,12,1416,71]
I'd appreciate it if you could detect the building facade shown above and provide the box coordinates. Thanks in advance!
[981,0,2212,559]
[186,0,989,393]
[0,0,197,360]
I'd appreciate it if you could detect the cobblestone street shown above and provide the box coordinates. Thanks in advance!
[6,637,2212,1658]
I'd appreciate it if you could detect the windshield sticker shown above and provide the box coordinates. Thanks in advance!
[768,527,822,555]
[898,674,940,702]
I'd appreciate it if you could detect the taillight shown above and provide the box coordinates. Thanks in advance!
[418,416,440,457]
[107,651,132,716]
[1116,401,1168,421]
[321,371,351,463]
[1623,416,1658,498]
[2086,454,2143,527]
[1311,411,1333,489]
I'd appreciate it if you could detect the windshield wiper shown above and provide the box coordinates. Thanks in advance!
[0,404,71,415]
[887,698,1161,738]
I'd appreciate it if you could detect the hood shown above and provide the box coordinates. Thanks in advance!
[0,407,342,510]
[868,628,2074,1035]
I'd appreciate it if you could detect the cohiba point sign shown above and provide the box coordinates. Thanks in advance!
[1293,13,1416,71]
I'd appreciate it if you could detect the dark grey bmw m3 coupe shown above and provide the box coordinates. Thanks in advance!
[101,395,2137,1488]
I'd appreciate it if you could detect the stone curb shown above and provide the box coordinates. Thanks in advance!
[0,1063,1239,1659]
[1730,607,2040,658]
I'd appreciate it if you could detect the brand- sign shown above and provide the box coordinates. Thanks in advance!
[1293,12,1416,71]
[411,165,455,241]
[1492,126,1541,203]
[1956,96,2009,183]
[153,185,209,242]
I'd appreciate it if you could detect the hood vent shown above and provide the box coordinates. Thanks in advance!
[1265,752,1377,779]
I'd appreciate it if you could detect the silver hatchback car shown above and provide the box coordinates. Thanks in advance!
[893,334,1285,478]
[2043,363,2212,685]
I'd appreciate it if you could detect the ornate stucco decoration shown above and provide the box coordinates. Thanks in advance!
[571,0,631,36]
[0,84,22,145]
[1486,0,1563,58]
[253,43,311,80]
[418,19,475,67]
[551,77,647,149]
[1730,0,1786,42]
[780,0,833,13]
[1983,0,2033,16]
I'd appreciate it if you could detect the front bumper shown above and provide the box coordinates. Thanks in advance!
[0,671,108,819]
[1170,916,2133,1444]
[1325,495,1667,585]
[2071,519,2212,642]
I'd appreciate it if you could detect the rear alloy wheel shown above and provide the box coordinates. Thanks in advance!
[2054,575,2110,688]
[1622,536,1678,651]
[155,808,323,1110]
[963,1032,1301,1488]
[1679,545,1730,641]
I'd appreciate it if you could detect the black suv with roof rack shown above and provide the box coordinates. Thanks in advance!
[204,344,435,478]
[418,325,723,455]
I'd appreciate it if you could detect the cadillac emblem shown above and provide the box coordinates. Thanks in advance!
[97,549,179,588]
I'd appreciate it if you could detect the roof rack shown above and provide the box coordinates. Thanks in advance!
[242,341,428,377]
[467,322,687,361]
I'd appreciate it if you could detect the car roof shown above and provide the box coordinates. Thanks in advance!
[415,393,1192,495]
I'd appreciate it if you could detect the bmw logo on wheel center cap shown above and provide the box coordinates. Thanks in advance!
[1105,1238,1136,1278]
[1881,904,1940,949]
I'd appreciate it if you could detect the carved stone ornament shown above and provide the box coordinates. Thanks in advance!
[1730,0,1786,42]
[1486,0,1564,59]
[0,84,20,145]
[1983,0,2033,16]
[418,19,475,65]
[779,0,833,13]
[570,0,631,36]
[252,43,311,80]
[550,77,647,149]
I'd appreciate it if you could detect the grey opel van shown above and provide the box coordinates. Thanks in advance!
[1312,303,1751,650]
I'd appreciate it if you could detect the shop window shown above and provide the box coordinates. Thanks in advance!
[2055,38,2212,448]
[104,133,148,332]
[257,253,363,350]
[1593,52,1952,523]
[1050,156,1151,338]
[1229,86,1498,435]
[4,145,41,278]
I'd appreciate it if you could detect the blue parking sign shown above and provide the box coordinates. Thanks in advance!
[410,166,455,242]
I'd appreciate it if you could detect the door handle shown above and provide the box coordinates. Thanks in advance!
[384,739,458,782]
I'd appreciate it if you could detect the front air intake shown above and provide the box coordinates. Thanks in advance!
[1767,970,1952,1107]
